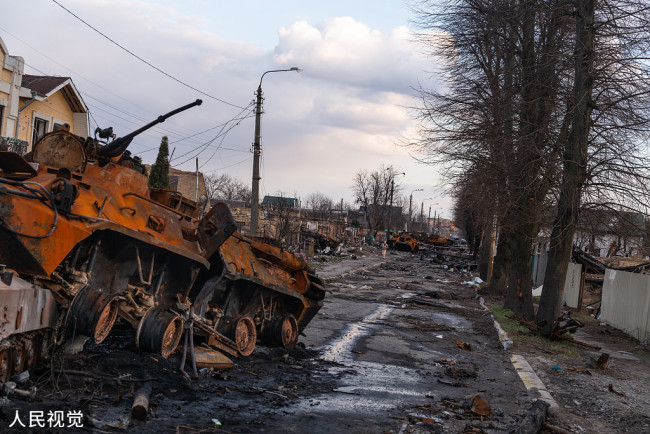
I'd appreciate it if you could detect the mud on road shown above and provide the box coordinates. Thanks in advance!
[3,251,542,433]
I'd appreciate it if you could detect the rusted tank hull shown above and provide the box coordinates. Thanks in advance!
[0,271,57,382]
[191,233,324,352]
[1,127,326,376]
[388,235,420,253]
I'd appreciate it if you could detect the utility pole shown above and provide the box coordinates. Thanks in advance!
[250,67,302,236]
[388,179,395,233]
[194,157,199,202]
[387,170,405,233]
[250,83,264,236]
[408,188,423,232]
[420,203,424,228]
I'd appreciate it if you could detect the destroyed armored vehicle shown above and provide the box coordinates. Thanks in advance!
[0,100,325,381]
[387,234,419,253]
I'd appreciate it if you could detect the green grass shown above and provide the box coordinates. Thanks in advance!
[491,305,529,335]
[490,305,579,357]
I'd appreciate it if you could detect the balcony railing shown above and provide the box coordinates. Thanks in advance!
[1,137,29,156]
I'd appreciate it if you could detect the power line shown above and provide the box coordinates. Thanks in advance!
[51,0,250,111]
[172,107,252,167]
[204,155,252,174]
[10,27,255,162]
[168,116,254,145]
[12,31,209,140]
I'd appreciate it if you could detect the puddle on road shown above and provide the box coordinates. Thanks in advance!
[294,303,435,414]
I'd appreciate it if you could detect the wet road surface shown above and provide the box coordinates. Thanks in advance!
[2,252,534,433]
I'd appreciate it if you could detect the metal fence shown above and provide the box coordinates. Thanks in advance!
[601,269,650,343]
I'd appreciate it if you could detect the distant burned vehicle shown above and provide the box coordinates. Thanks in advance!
[387,234,420,253]
[426,234,453,247]
[0,100,325,381]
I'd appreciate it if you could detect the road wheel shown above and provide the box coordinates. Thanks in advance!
[277,315,298,348]
[136,308,184,358]
[66,285,119,343]
[234,316,256,356]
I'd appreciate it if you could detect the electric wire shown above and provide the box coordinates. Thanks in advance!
[170,102,254,166]
[51,0,250,111]
[21,62,252,160]
[204,155,252,173]
[4,25,255,169]
[0,179,59,239]
[8,28,231,141]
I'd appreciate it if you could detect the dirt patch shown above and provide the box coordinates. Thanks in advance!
[483,295,650,433]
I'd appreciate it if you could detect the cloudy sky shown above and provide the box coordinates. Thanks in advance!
[0,0,452,218]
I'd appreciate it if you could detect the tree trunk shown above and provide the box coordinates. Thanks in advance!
[537,0,595,335]
[490,227,511,294]
[504,214,536,320]
[479,223,494,281]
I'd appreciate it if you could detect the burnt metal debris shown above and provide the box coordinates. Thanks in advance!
[0,100,325,382]
[388,234,420,253]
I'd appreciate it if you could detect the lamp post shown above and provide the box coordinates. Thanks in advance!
[387,171,405,233]
[421,199,437,232]
[408,188,423,232]
[250,67,302,236]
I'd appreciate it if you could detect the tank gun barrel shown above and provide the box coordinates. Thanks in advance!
[98,99,203,158]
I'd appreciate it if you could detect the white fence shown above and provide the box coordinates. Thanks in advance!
[601,269,650,343]
[563,263,582,309]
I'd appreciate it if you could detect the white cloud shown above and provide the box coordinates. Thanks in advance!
[273,17,429,95]
[0,2,450,214]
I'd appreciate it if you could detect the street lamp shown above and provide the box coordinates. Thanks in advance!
[421,198,437,232]
[408,188,423,231]
[387,171,405,233]
[250,67,302,236]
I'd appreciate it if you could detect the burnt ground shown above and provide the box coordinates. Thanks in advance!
[2,248,648,433]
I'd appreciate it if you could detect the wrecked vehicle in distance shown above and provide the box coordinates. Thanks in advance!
[387,234,420,253]
[0,100,325,381]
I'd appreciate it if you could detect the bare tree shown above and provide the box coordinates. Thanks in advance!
[306,193,333,220]
[351,165,404,232]
[538,0,650,333]
[205,173,252,203]
[412,0,650,323]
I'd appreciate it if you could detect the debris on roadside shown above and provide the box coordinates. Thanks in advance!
[588,353,609,370]
[516,399,550,434]
[131,381,153,421]
[565,368,592,375]
[470,395,492,416]
[506,311,601,350]
[607,384,626,397]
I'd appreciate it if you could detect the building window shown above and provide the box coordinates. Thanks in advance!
[0,105,4,136]
[169,175,179,191]
[32,117,48,144]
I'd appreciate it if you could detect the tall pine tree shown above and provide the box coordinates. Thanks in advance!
[149,136,170,189]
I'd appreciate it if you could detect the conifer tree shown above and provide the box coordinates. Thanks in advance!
[149,136,170,189]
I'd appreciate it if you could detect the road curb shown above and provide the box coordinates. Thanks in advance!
[477,297,558,411]
[478,297,513,350]
[511,354,559,410]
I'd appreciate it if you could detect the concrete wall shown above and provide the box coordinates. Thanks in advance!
[601,269,650,343]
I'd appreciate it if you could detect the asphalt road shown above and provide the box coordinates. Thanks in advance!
[272,251,534,433]
[1,251,535,433]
